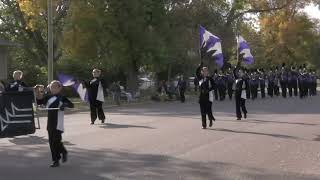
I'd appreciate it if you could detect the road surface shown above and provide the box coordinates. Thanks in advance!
[1,95,320,180]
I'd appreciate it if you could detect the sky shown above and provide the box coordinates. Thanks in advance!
[304,4,320,19]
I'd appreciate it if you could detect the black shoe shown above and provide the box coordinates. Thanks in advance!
[212,117,216,121]
[101,119,105,124]
[50,161,60,168]
[91,121,95,125]
[244,113,247,119]
[237,118,241,120]
[209,121,213,127]
[62,152,68,163]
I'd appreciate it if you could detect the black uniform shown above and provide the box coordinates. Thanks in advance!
[267,71,275,97]
[234,66,249,120]
[274,70,280,96]
[194,78,199,92]
[306,73,313,96]
[280,69,288,98]
[85,78,107,124]
[258,71,266,98]
[177,78,187,103]
[213,73,219,100]
[6,80,28,92]
[244,72,251,99]
[298,71,307,98]
[196,64,215,129]
[216,73,226,101]
[226,71,235,100]
[249,72,259,100]
[310,73,317,96]
[288,69,298,97]
[37,95,74,164]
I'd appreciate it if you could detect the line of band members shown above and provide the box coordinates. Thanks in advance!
[195,66,318,100]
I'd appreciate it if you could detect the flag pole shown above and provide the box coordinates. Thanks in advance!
[48,0,53,84]
[236,21,239,63]
[236,19,241,65]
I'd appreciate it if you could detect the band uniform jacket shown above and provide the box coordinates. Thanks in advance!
[37,95,74,132]
[196,65,215,103]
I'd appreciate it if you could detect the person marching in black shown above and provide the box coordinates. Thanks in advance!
[288,66,298,97]
[35,81,74,167]
[267,69,275,97]
[310,70,318,96]
[216,70,226,101]
[258,69,266,98]
[196,62,216,129]
[274,67,280,96]
[306,70,313,96]
[244,69,251,99]
[6,70,28,92]
[226,68,235,100]
[280,65,288,98]
[213,70,219,101]
[233,61,249,120]
[249,70,259,100]
[177,75,187,103]
[193,77,199,92]
[298,67,307,98]
[84,69,107,125]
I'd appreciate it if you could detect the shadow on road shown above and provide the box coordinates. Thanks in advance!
[98,123,155,130]
[0,146,318,180]
[8,135,76,146]
[210,128,303,140]
[243,119,318,126]
[313,135,320,142]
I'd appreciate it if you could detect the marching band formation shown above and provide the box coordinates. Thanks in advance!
[202,64,318,101]
[0,63,318,167]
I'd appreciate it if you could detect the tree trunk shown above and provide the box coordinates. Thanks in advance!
[126,60,139,94]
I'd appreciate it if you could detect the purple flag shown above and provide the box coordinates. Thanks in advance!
[58,73,88,102]
[237,35,254,64]
[200,25,224,68]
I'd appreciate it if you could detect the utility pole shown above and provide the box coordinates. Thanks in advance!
[47,0,53,83]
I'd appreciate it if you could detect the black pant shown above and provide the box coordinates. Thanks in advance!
[280,82,287,98]
[227,82,233,100]
[218,85,226,101]
[200,101,214,128]
[312,82,317,95]
[90,101,106,123]
[246,86,251,99]
[180,89,185,102]
[299,82,307,98]
[288,80,298,97]
[235,94,247,119]
[260,84,266,98]
[48,130,67,162]
[268,83,274,97]
[250,85,258,100]
[274,85,280,96]
[214,87,218,100]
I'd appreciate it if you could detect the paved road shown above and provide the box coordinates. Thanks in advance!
[1,95,320,180]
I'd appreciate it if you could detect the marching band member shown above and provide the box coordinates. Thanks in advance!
[233,61,249,120]
[83,69,107,125]
[6,70,28,92]
[35,81,74,167]
[196,62,216,129]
